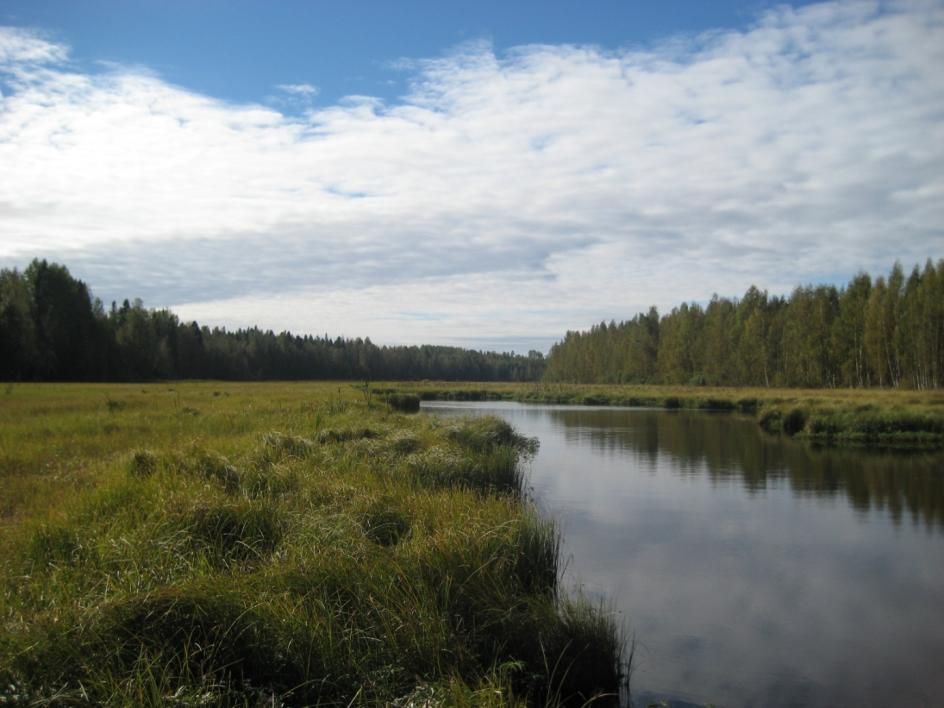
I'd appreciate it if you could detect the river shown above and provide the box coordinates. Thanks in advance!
[423,401,944,708]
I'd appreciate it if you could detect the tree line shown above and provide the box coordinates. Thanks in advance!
[0,260,545,382]
[544,259,944,389]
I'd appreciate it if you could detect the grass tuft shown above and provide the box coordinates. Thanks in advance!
[180,448,242,493]
[182,503,284,565]
[359,499,412,546]
[407,446,524,495]
[27,523,85,566]
[389,431,422,455]
[385,392,421,413]
[758,407,782,433]
[128,449,157,477]
[782,407,808,436]
[259,430,315,460]
[318,426,380,444]
[447,416,538,456]
[0,382,624,705]
[88,585,300,696]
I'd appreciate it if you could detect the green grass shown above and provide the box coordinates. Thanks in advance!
[376,381,944,447]
[0,382,624,706]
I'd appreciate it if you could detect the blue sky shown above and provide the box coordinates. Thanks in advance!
[2,1,822,107]
[1,1,942,352]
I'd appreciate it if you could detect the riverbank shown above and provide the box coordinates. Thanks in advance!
[0,382,623,705]
[419,399,944,706]
[375,382,944,447]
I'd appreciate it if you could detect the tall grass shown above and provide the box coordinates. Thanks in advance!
[0,382,623,705]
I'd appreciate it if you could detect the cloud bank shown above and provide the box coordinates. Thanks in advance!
[1,2,942,351]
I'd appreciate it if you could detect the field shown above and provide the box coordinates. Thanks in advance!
[377,382,944,446]
[0,382,623,706]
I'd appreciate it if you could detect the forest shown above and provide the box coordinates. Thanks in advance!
[544,259,943,389]
[0,260,545,382]
[2,258,941,388]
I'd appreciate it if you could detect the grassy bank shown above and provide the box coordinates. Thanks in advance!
[0,382,623,706]
[374,382,944,447]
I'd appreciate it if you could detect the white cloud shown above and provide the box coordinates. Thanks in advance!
[276,82,318,96]
[0,26,67,65]
[1,1,942,351]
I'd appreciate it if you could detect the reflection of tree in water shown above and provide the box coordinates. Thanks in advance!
[546,408,944,529]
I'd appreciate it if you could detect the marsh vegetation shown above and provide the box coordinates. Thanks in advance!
[0,382,623,706]
[377,381,944,447]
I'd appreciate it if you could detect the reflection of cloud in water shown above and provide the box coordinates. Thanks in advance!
[541,407,944,529]
[423,402,944,708]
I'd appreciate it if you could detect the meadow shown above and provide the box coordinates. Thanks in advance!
[0,382,623,706]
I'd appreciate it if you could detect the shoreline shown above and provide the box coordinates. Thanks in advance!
[376,382,944,448]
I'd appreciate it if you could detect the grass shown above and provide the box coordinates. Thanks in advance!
[375,381,944,447]
[0,382,624,706]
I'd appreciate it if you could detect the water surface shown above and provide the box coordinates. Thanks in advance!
[424,401,944,708]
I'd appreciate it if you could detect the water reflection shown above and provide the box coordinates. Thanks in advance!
[543,407,944,529]
[424,402,944,708]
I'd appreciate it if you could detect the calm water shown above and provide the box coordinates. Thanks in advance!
[423,401,944,708]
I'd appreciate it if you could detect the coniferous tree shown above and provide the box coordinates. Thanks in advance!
[0,268,38,380]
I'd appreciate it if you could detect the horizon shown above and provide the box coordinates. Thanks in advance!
[1,1,942,353]
[4,253,936,359]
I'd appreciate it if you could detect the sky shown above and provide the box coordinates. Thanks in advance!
[1,1,942,353]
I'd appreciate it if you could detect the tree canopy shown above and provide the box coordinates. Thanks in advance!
[0,260,544,383]
[544,259,943,389]
[3,258,941,388]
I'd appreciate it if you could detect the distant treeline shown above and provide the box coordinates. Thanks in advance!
[0,260,545,382]
[545,259,944,389]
